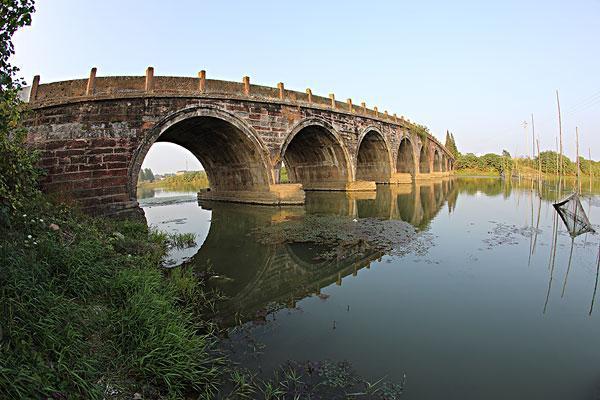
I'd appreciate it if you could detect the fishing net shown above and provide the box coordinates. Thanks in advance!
[553,192,595,238]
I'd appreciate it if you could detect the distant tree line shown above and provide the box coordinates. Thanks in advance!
[445,133,599,177]
[138,170,209,189]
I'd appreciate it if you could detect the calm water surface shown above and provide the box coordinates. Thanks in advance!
[139,178,600,399]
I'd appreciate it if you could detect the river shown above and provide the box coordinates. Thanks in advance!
[138,177,600,399]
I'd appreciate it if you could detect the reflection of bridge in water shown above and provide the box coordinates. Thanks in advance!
[189,178,457,322]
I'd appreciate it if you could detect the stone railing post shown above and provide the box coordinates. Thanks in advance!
[86,67,97,96]
[145,67,154,92]
[347,98,353,112]
[278,82,285,100]
[374,106,379,117]
[243,76,250,95]
[384,110,389,119]
[361,102,366,113]
[393,113,398,123]
[329,93,335,109]
[29,75,40,102]
[198,70,206,92]
[306,88,312,103]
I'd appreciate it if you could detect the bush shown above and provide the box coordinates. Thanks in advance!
[0,0,40,223]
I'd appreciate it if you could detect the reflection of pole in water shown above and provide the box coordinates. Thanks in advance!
[545,188,561,313]
[561,237,575,298]
[589,241,600,316]
[531,194,542,257]
[544,240,557,314]
[528,184,534,266]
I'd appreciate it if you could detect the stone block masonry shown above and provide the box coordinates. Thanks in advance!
[24,69,455,216]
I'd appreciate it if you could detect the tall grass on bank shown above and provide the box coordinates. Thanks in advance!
[0,195,224,399]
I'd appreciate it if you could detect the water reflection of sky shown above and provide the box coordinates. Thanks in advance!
[141,178,600,400]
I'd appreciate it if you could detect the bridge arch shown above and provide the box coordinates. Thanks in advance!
[129,106,273,200]
[356,127,392,182]
[280,118,353,188]
[418,144,430,173]
[396,136,416,175]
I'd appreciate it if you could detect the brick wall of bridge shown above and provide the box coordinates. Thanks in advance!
[24,74,454,216]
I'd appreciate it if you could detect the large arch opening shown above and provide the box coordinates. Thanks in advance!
[136,142,208,200]
[282,124,350,189]
[433,150,442,172]
[419,145,430,173]
[130,113,273,201]
[396,138,415,175]
[356,130,392,182]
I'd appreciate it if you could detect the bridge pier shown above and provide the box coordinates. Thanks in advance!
[197,183,305,206]
[302,180,376,192]
[388,173,413,184]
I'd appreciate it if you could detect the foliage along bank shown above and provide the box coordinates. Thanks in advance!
[138,170,210,189]
[444,133,599,178]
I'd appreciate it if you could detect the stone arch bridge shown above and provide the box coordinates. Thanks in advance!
[24,68,454,216]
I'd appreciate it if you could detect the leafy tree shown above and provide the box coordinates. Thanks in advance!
[455,153,479,170]
[0,0,38,222]
[537,151,576,175]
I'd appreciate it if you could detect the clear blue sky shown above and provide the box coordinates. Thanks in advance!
[12,0,600,173]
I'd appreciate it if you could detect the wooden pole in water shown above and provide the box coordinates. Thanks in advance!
[555,137,559,178]
[523,120,529,162]
[556,90,564,177]
[576,127,580,193]
[537,138,541,183]
[590,148,593,193]
[531,114,536,161]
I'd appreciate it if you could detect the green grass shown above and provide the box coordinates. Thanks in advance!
[0,194,224,399]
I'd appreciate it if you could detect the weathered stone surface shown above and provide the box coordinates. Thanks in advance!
[24,75,454,216]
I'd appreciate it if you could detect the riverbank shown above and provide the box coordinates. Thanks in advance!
[455,166,598,180]
[0,193,226,398]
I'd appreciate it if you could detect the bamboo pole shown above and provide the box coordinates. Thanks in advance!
[537,138,541,183]
[576,127,580,193]
[555,137,559,178]
[556,90,564,177]
[590,148,593,193]
[531,114,536,161]
[523,120,529,161]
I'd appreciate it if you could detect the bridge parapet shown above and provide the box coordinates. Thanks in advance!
[26,68,452,158]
